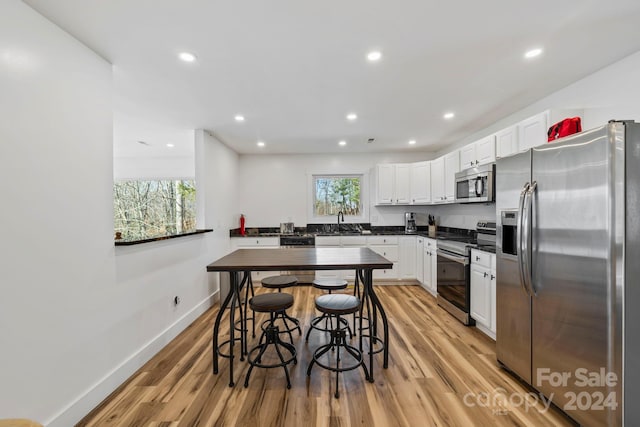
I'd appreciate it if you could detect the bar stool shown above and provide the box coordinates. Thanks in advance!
[305,278,352,342]
[244,293,298,389]
[306,294,369,398]
[261,275,302,341]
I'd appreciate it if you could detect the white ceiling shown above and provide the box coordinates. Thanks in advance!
[24,0,640,156]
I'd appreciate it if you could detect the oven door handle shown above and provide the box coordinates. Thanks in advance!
[437,249,469,266]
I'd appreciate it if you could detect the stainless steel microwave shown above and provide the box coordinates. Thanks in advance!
[454,163,495,203]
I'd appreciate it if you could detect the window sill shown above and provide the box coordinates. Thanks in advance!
[114,229,213,246]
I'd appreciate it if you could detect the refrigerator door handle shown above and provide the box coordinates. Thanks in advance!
[522,181,537,297]
[517,182,530,296]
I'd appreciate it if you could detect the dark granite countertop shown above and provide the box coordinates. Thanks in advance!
[230,225,477,239]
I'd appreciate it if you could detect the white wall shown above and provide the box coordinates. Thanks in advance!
[438,50,640,156]
[0,2,232,425]
[114,155,195,180]
[238,152,433,228]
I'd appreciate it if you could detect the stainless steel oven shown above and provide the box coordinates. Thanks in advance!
[454,163,495,203]
[279,235,315,283]
[436,240,473,325]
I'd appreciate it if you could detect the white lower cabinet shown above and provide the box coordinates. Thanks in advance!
[470,249,496,339]
[231,237,280,281]
[422,238,437,295]
[368,235,399,280]
[398,236,416,280]
[416,237,424,283]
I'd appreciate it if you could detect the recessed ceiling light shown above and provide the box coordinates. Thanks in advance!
[443,112,455,120]
[524,48,543,59]
[166,143,175,148]
[346,113,357,121]
[234,115,245,122]
[367,51,382,62]
[257,141,265,147]
[339,140,347,146]
[178,52,197,62]
[408,140,416,145]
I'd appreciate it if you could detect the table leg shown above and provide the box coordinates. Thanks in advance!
[212,270,236,375]
[366,268,389,369]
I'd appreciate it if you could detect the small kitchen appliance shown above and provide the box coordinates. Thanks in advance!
[404,212,417,234]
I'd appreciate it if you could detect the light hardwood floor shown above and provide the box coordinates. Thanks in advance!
[77,285,576,427]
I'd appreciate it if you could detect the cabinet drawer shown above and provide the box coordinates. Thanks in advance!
[340,236,367,246]
[372,263,398,280]
[471,249,492,269]
[424,238,437,249]
[234,237,279,247]
[368,245,399,262]
[367,235,399,245]
[315,236,341,246]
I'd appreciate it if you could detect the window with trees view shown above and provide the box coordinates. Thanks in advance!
[114,179,196,240]
[313,175,362,217]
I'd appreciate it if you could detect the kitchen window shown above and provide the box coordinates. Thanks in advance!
[114,179,196,240]
[311,174,367,222]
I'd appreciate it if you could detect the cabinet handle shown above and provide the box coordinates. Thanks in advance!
[470,161,473,166]
[475,160,479,165]
[491,274,495,280]
[484,272,488,278]
[476,256,480,261]
[383,252,387,256]
[256,240,259,244]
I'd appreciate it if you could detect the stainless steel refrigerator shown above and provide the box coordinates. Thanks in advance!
[496,121,639,427]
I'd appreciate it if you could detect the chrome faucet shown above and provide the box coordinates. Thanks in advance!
[337,211,344,232]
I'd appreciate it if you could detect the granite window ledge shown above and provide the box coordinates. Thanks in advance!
[114,229,213,246]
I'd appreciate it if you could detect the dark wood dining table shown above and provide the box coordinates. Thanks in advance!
[206,246,393,387]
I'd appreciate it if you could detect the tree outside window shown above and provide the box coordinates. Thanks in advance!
[114,179,196,240]
[313,175,361,217]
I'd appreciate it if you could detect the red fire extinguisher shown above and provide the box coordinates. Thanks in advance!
[240,214,246,236]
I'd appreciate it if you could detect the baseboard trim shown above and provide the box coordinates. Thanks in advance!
[45,290,219,427]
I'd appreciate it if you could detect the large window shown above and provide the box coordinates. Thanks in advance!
[313,175,362,217]
[114,179,196,240]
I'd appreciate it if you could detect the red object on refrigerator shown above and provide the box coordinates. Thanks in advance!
[240,214,246,236]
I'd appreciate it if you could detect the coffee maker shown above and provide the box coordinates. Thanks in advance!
[404,212,417,234]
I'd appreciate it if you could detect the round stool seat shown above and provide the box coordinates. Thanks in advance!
[261,275,298,289]
[312,278,348,291]
[250,293,294,313]
[0,421,43,427]
[315,294,360,315]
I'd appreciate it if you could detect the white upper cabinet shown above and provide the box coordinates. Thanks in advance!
[376,164,395,204]
[410,161,431,204]
[430,156,445,203]
[518,111,550,152]
[394,163,411,204]
[376,162,428,205]
[495,125,519,158]
[475,135,496,165]
[444,150,460,202]
[460,136,496,169]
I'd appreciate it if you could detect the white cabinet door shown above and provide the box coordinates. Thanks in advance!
[423,245,432,293]
[376,164,394,204]
[495,125,518,158]
[427,238,437,292]
[416,237,424,283]
[422,238,437,295]
[475,135,496,165]
[518,111,549,152]
[459,144,476,169]
[398,236,416,279]
[430,156,445,203]
[444,150,460,202]
[470,264,491,328]
[410,161,431,204]
[394,163,411,205]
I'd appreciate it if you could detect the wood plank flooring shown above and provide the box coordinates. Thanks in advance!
[77,285,576,427]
